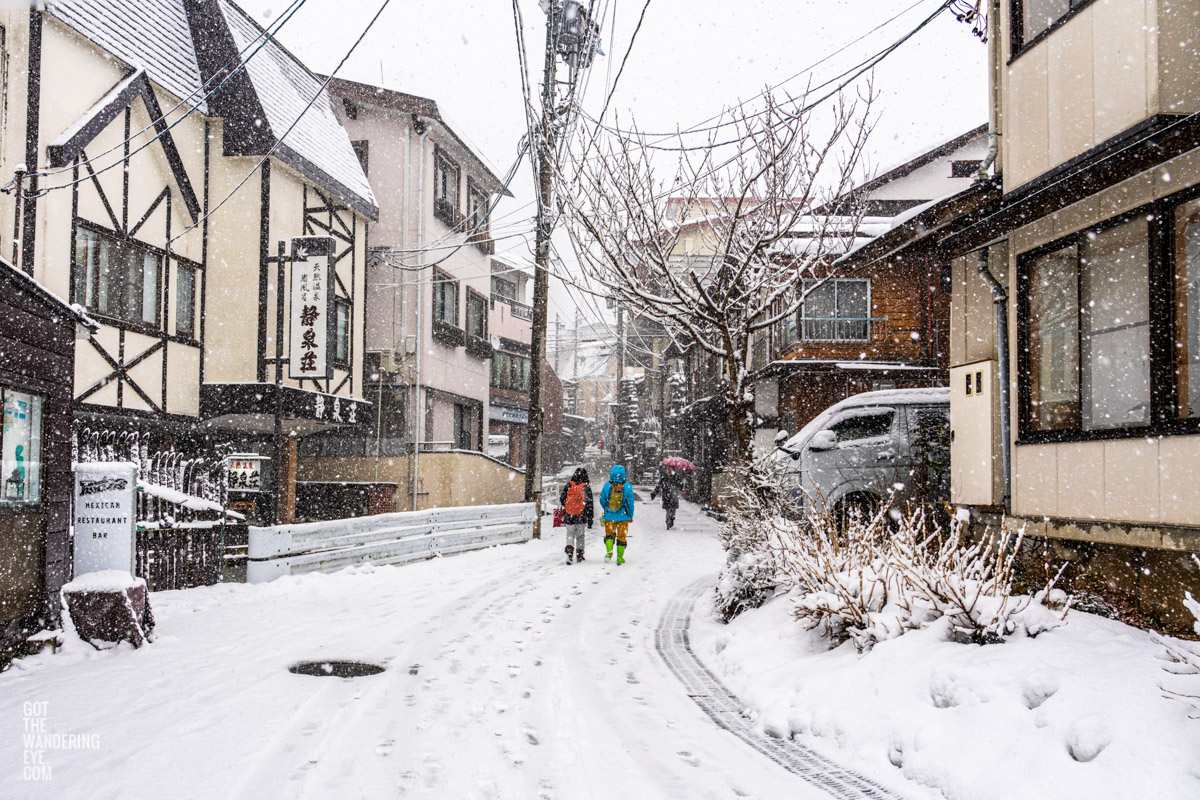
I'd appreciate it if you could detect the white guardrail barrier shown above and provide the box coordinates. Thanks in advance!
[246,502,537,583]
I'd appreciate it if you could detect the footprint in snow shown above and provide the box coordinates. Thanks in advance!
[376,739,395,757]
[525,730,541,745]
[620,632,630,639]
[626,672,640,685]
[508,665,522,678]
[677,750,700,767]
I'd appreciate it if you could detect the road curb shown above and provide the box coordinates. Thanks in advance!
[655,577,910,800]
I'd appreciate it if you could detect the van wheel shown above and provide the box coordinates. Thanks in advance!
[833,494,880,531]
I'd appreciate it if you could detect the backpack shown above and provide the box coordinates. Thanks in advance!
[565,482,586,516]
[606,483,625,512]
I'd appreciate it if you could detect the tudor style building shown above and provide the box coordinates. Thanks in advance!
[0,0,377,526]
[946,0,1200,628]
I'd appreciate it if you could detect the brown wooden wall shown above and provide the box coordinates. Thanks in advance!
[0,267,77,653]
[780,254,950,368]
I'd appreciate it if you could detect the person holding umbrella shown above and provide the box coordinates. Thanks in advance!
[652,457,695,530]
[651,466,682,529]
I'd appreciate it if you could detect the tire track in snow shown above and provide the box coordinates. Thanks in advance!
[657,578,910,800]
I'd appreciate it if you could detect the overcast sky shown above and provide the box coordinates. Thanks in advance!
[237,0,987,332]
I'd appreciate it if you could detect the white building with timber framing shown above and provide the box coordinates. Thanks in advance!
[0,0,378,525]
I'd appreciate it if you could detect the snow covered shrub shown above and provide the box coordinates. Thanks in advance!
[713,464,792,623]
[1158,590,1200,717]
[773,499,1069,651]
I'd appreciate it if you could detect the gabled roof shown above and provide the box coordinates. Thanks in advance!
[326,76,510,197]
[47,0,378,220]
[816,124,988,216]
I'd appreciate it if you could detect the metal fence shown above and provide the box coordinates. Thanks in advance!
[246,502,536,582]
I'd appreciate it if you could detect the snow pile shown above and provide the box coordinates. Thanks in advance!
[691,589,1200,799]
[61,570,144,593]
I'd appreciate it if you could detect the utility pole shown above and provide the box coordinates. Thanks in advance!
[525,1,599,539]
[615,302,625,464]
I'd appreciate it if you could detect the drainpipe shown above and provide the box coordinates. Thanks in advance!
[976,248,1011,515]
[976,0,1001,182]
[411,125,429,511]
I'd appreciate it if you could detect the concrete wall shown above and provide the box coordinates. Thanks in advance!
[298,450,525,512]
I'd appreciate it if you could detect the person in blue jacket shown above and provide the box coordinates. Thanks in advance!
[599,464,635,564]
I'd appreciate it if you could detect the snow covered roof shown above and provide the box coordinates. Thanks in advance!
[47,0,378,220]
[50,0,208,113]
[0,256,99,331]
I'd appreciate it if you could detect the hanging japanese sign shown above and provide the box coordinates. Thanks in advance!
[226,455,266,492]
[73,462,137,575]
[288,236,336,380]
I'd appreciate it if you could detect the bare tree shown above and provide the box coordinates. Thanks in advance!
[561,88,876,470]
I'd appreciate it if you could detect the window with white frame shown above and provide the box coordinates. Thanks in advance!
[800,279,870,341]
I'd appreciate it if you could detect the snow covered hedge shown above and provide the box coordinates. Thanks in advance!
[716,483,1070,650]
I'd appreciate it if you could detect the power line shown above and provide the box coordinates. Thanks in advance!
[170,0,396,244]
[581,0,953,154]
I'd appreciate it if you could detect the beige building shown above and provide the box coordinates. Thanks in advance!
[0,0,376,525]
[946,0,1200,628]
[299,77,521,512]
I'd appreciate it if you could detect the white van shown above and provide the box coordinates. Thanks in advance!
[773,388,950,516]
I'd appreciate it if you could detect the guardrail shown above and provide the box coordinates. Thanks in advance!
[246,502,537,583]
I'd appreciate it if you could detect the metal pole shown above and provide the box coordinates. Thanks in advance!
[615,302,625,463]
[977,248,1012,515]
[273,240,286,525]
[524,6,557,539]
[11,166,25,264]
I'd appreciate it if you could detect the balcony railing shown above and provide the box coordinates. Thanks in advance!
[798,317,884,343]
[492,293,532,320]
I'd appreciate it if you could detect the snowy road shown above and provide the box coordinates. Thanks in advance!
[2,499,841,800]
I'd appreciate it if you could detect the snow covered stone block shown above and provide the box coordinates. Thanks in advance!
[61,570,155,650]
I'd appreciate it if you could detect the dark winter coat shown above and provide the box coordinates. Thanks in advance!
[651,470,682,510]
[559,467,594,527]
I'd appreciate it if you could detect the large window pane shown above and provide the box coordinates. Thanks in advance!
[802,281,836,340]
[2,388,43,505]
[837,280,869,340]
[1022,0,1070,44]
[1080,219,1150,430]
[1028,243,1081,431]
[1175,200,1200,418]
[176,264,196,338]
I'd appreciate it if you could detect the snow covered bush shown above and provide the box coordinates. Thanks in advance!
[769,499,1069,651]
[713,466,791,623]
[1158,590,1200,717]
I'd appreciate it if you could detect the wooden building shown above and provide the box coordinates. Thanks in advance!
[0,259,94,661]
[751,127,991,448]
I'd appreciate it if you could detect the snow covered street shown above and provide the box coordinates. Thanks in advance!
[2,499,834,800]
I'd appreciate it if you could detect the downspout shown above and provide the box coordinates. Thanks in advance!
[411,124,429,511]
[975,0,1001,182]
[977,248,1011,515]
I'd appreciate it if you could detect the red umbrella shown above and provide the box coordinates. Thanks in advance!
[659,457,696,471]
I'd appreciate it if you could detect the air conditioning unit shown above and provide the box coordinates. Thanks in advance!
[375,349,397,373]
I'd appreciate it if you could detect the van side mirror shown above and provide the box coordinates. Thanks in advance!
[808,430,837,452]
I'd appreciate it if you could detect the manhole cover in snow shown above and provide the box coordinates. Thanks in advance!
[288,660,385,678]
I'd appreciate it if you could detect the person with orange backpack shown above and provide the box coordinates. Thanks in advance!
[599,464,635,565]
[558,467,594,564]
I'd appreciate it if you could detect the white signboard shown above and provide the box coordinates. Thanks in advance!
[288,236,335,380]
[227,456,265,492]
[73,462,137,576]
